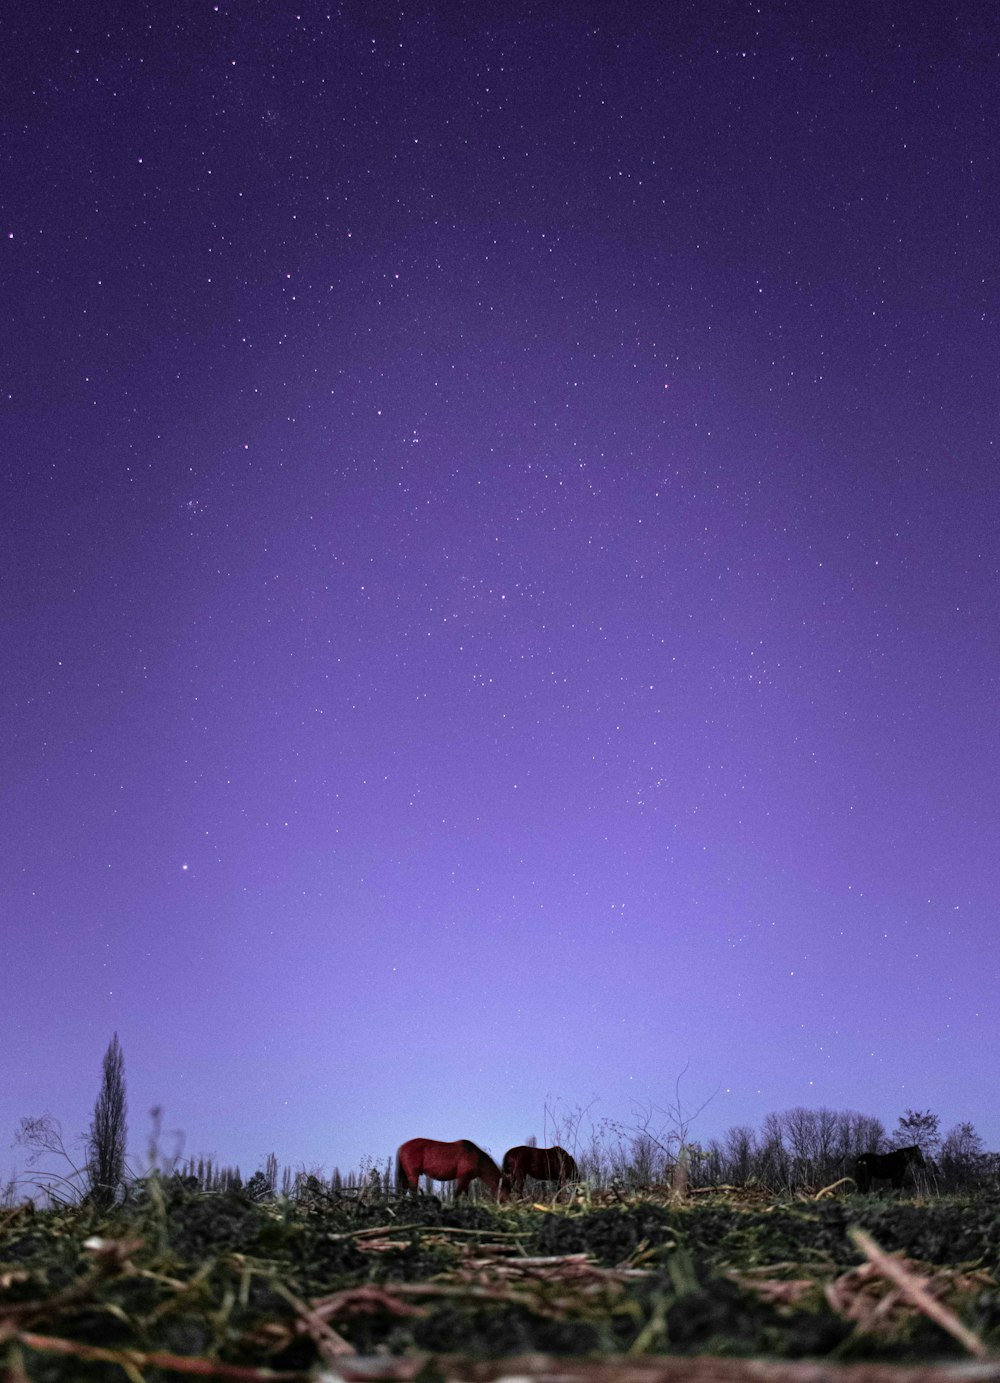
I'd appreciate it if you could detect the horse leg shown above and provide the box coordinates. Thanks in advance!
[454,1173,472,1197]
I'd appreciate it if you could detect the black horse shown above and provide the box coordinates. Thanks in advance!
[853,1145,925,1192]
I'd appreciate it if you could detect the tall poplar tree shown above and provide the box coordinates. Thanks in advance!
[88,1033,128,1209]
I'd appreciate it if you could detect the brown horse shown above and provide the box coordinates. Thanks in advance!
[396,1137,505,1199]
[501,1144,580,1196]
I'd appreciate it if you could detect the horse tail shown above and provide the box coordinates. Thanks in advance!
[395,1150,405,1193]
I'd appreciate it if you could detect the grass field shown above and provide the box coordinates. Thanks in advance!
[3,1178,1000,1381]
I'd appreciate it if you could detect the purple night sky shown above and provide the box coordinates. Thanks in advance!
[3,1,999,1182]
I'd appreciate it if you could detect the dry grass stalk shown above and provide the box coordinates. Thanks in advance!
[813,1177,855,1199]
[350,1245,653,1324]
[824,1253,992,1342]
[729,1274,817,1308]
[848,1227,987,1358]
[308,1284,427,1324]
[324,1223,529,1243]
[354,1237,414,1252]
[7,1328,314,1380]
[270,1280,356,1361]
[669,1155,689,1204]
[0,1206,34,1236]
[0,1248,134,1326]
[0,1354,32,1383]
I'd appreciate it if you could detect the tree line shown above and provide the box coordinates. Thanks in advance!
[633,1106,996,1193]
[6,1037,997,1207]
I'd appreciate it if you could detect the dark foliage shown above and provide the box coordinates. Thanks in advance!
[157,1184,266,1259]
[535,1203,680,1263]
[410,1302,606,1356]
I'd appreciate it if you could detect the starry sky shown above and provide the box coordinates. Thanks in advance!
[4,0,999,1181]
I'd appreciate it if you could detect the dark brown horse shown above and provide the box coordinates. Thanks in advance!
[396,1137,505,1199]
[501,1144,580,1196]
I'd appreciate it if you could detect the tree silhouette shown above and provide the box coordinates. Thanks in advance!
[88,1033,128,1209]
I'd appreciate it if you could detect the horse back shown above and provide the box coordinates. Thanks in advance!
[501,1145,528,1175]
[502,1144,578,1182]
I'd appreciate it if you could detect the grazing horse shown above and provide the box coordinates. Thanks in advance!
[854,1145,926,1192]
[395,1137,505,1199]
[501,1144,580,1196]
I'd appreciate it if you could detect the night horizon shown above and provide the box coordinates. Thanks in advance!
[3,0,999,1188]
